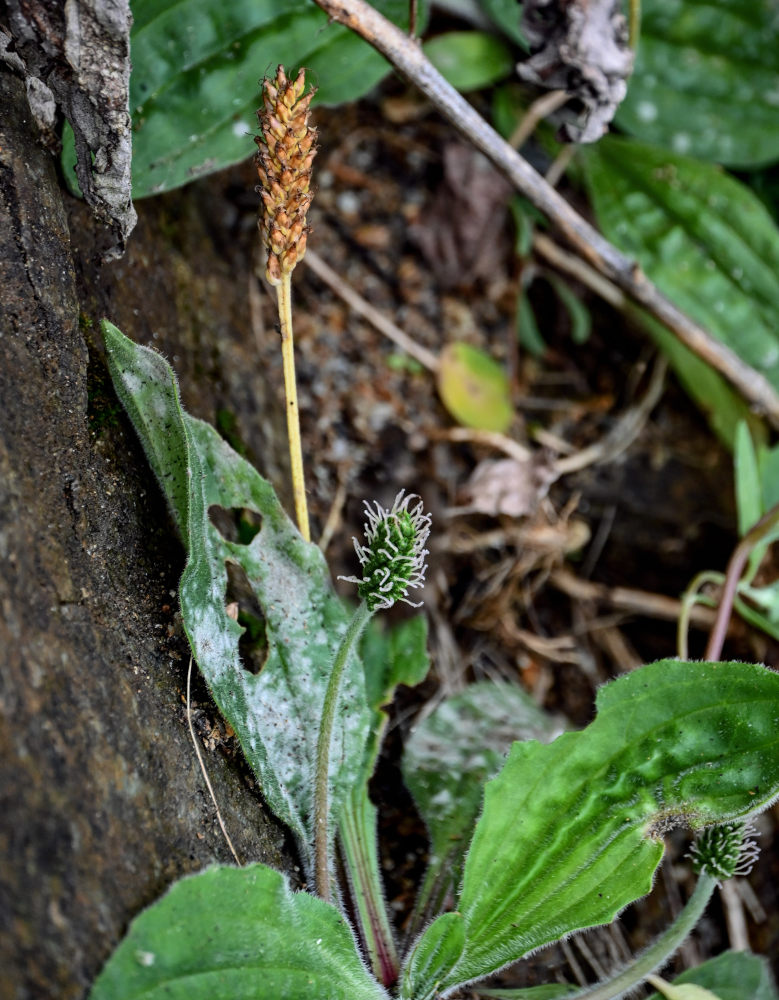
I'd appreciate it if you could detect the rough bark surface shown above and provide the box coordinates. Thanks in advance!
[0,67,291,1000]
[3,0,136,257]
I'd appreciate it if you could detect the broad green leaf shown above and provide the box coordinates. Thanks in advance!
[403,682,563,918]
[616,0,779,168]
[125,0,427,197]
[583,137,779,396]
[479,0,528,48]
[437,342,514,432]
[408,659,779,994]
[400,912,465,1000]
[423,31,514,91]
[646,950,779,1000]
[102,320,371,878]
[90,863,388,1000]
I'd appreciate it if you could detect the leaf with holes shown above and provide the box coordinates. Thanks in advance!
[616,0,779,168]
[90,863,388,1000]
[101,319,371,878]
[401,659,779,996]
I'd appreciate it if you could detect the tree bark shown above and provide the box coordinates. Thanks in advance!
[0,66,292,1000]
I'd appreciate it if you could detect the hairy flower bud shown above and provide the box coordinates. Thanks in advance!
[339,491,431,612]
[255,66,317,285]
[688,821,760,882]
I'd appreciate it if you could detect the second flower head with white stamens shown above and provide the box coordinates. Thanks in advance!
[339,490,431,612]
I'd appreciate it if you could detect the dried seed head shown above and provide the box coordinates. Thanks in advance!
[688,821,760,882]
[339,491,431,612]
[255,66,317,285]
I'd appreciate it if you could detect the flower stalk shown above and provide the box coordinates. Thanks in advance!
[314,491,431,900]
[256,66,317,541]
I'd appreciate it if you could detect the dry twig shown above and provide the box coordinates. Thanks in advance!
[311,0,779,426]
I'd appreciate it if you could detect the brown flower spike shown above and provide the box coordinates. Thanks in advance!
[255,66,317,286]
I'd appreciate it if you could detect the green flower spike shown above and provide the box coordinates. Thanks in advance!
[340,490,431,612]
[688,821,760,882]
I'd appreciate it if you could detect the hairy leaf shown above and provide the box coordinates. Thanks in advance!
[127,0,427,197]
[403,682,562,918]
[90,863,388,1000]
[646,950,779,1000]
[400,912,465,1000]
[102,320,371,877]
[583,137,779,397]
[403,659,779,994]
[616,0,779,168]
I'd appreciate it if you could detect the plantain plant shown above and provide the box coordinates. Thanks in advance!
[82,4,779,993]
[89,306,779,999]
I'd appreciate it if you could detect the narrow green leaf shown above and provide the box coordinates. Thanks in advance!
[646,950,779,1000]
[583,137,779,396]
[90,863,388,1000]
[479,986,578,1000]
[423,31,514,91]
[735,421,762,537]
[400,912,465,1000]
[102,320,371,878]
[126,0,427,197]
[403,682,562,917]
[517,289,546,357]
[438,342,514,432]
[546,274,591,345]
[638,314,754,451]
[417,659,779,993]
[616,0,779,168]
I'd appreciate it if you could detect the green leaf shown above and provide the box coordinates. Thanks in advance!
[638,315,754,451]
[403,682,562,917]
[616,0,779,168]
[423,31,514,91]
[583,137,779,396]
[479,987,578,1000]
[90,863,388,1000]
[437,342,514,432]
[735,420,762,537]
[400,912,465,1000]
[102,320,371,878]
[126,0,427,198]
[408,659,779,994]
[546,274,591,345]
[647,979,721,1000]
[360,615,430,776]
[646,950,779,1000]
[517,288,546,356]
[479,0,528,48]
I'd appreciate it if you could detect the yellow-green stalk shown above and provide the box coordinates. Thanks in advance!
[255,66,317,541]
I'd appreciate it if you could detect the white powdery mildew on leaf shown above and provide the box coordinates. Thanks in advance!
[104,324,373,878]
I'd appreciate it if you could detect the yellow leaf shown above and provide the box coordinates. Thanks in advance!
[437,342,513,433]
